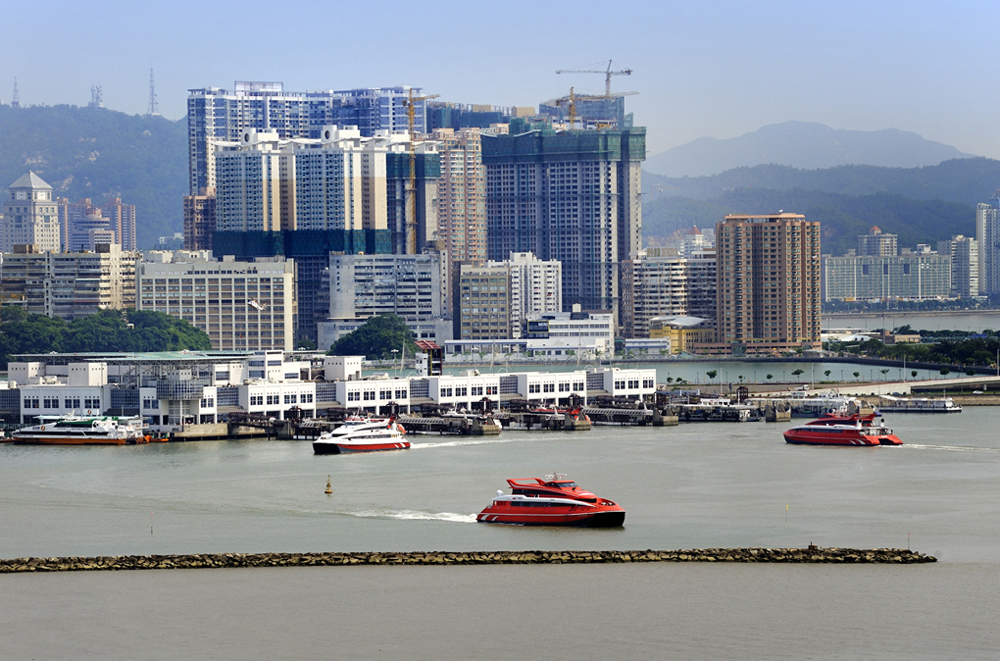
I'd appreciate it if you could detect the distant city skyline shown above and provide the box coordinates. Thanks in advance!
[5,0,1000,159]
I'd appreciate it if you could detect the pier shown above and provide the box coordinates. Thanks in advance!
[0,547,935,573]
[396,415,501,436]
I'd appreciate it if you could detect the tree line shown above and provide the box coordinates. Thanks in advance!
[0,308,211,367]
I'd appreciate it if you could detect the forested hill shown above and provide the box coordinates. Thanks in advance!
[0,104,186,248]
[643,158,1000,207]
[641,158,1000,256]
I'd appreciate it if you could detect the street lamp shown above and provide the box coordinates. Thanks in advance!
[391,349,399,375]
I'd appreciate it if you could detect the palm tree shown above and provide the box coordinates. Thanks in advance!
[766,374,773,382]
[791,368,804,378]
[706,370,717,382]
[824,370,831,380]
[853,371,860,381]
[880,368,889,381]
[911,370,918,379]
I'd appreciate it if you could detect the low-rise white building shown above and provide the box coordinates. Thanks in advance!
[4,352,656,426]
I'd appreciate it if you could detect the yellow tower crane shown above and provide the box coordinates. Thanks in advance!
[554,87,638,129]
[556,60,633,97]
[403,89,440,254]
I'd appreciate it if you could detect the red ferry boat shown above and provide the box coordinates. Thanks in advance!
[476,475,625,527]
[783,412,902,446]
[312,418,409,455]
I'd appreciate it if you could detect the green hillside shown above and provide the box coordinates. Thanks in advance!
[643,189,976,256]
[0,104,186,248]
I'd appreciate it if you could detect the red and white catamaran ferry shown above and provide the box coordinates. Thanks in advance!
[783,412,902,446]
[312,417,409,455]
[477,475,626,527]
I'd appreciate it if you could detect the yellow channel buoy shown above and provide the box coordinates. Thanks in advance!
[325,475,332,495]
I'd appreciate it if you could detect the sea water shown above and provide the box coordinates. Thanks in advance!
[2,408,1000,658]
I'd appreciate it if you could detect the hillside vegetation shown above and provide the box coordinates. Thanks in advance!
[0,309,211,367]
[643,189,976,256]
[0,105,186,248]
[641,158,999,256]
[643,158,1000,206]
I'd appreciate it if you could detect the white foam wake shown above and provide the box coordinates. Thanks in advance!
[410,437,524,450]
[901,444,1000,453]
[346,508,477,524]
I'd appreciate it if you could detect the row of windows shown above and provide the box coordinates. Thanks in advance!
[25,396,99,410]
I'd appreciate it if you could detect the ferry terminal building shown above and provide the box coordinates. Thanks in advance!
[3,351,657,431]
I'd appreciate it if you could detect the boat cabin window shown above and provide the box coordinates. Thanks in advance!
[546,481,577,488]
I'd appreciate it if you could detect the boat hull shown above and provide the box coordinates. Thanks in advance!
[313,440,410,455]
[783,432,902,446]
[11,436,145,445]
[476,509,625,527]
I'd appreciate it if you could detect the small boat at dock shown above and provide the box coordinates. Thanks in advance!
[878,395,962,413]
[10,415,149,445]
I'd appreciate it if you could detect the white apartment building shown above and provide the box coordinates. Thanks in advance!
[621,248,717,338]
[503,252,562,339]
[2,172,60,253]
[318,252,452,348]
[136,251,296,351]
[328,252,449,319]
[187,82,430,195]
[977,196,1000,295]
[214,127,392,234]
[0,243,139,319]
[937,235,979,298]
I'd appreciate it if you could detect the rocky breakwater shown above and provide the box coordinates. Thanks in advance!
[0,547,934,573]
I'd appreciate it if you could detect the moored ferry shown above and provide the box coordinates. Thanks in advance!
[477,475,626,527]
[11,415,149,445]
[312,417,410,455]
[878,395,962,414]
[783,412,902,446]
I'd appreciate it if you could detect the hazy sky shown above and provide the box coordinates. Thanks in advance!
[5,0,998,158]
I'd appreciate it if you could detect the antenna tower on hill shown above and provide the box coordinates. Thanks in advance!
[89,85,104,109]
[146,68,159,117]
[12,77,20,108]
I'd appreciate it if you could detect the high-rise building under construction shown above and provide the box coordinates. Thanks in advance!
[482,123,645,319]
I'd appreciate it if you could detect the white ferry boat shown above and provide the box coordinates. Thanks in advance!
[11,415,150,445]
[878,395,962,414]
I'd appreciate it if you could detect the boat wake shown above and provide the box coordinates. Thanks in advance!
[901,444,1000,453]
[344,508,477,524]
[410,437,524,450]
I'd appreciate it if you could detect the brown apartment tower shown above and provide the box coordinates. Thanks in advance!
[714,213,821,352]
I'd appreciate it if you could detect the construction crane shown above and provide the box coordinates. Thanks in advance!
[556,60,633,97]
[403,89,440,254]
[554,87,638,129]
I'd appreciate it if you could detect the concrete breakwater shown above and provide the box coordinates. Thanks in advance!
[0,548,934,573]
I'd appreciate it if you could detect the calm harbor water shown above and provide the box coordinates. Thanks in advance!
[823,311,1000,332]
[3,409,1000,658]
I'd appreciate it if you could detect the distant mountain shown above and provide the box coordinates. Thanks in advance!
[0,104,186,248]
[645,121,975,177]
[642,158,1000,205]
[643,158,1000,207]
